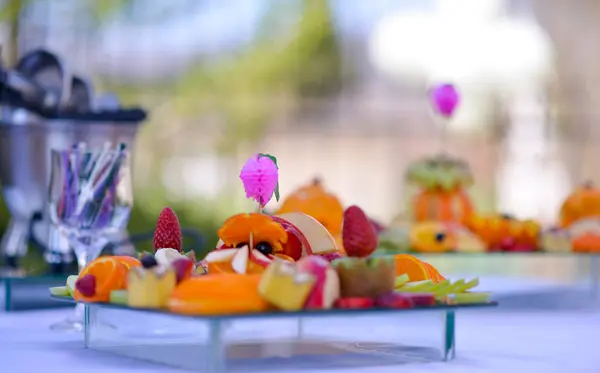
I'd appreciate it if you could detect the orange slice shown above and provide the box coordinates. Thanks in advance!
[168,274,268,315]
[394,254,430,282]
[114,256,141,270]
[420,260,446,283]
[74,257,128,302]
[218,213,288,253]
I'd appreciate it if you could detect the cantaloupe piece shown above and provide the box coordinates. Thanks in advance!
[168,274,268,315]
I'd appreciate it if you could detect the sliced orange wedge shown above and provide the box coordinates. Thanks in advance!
[75,257,128,302]
[394,254,430,282]
[420,260,446,283]
[218,213,287,252]
[113,256,141,270]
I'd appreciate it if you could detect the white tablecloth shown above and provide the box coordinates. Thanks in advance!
[0,307,599,373]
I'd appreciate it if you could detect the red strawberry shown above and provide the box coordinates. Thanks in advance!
[153,207,183,252]
[342,205,379,257]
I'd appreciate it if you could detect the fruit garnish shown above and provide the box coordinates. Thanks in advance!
[403,293,436,307]
[258,260,317,311]
[155,248,187,267]
[399,280,435,293]
[451,278,479,293]
[276,177,344,237]
[203,249,237,273]
[171,257,194,283]
[193,262,208,276]
[295,255,340,309]
[405,154,473,191]
[375,292,414,309]
[452,292,491,304]
[410,222,456,253]
[49,286,70,297]
[75,257,128,302]
[153,207,183,252]
[218,213,287,254]
[394,254,430,282]
[421,261,446,282]
[75,274,97,297]
[113,256,141,270]
[334,257,395,298]
[231,245,250,274]
[66,275,78,296]
[394,274,410,288]
[168,274,268,315]
[128,266,177,309]
[110,290,128,305]
[342,206,379,258]
[141,254,158,269]
[274,213,339,256]
[334,297,374,309]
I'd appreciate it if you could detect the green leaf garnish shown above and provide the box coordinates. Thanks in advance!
[258,153,280,202]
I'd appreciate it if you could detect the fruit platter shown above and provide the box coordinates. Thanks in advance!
[271,85,600,255]
[49,153,495,372]
[277,161,600,255]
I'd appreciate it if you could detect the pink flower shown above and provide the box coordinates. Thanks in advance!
[239,154,279,207]
[430,83,460,118]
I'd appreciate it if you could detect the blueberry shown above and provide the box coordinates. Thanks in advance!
[141,254,158,269]
[255,242,273,256]
[236,243,248,248]
[434,233,446,243]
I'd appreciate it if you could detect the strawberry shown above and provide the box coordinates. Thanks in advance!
[153,207,183,252]
[342,205,379,258]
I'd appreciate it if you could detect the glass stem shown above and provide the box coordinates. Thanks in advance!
[73,303,85,322]
[73,236,105,274]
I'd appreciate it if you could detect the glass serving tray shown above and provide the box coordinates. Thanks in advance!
[52,296,496,372]
[1,276,71,311]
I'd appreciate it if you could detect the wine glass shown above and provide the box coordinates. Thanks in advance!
[48,142,133,331]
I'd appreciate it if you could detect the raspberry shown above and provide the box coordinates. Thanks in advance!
[153,207,183,252]
[342,205,379,258]
[75,274,96,297]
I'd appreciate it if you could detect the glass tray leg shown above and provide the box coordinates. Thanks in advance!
[206,319,226,373]
[296,317,304,340]
[442,310,456,361]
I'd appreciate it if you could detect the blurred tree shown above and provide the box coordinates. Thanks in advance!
[0,0,133,64]
[103,0,345,150]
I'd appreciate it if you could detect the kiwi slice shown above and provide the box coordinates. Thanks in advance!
[394,274,410,288]
[451,278,479,294]
[399,280,435,293]
[49,286,70,297]
[452,292,491,304]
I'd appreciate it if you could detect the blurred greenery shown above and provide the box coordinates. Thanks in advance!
[0,0,345,271]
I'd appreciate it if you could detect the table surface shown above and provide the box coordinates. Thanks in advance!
[0,307,599,373]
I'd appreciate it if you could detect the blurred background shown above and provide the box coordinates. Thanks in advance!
[1,0,598,278]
